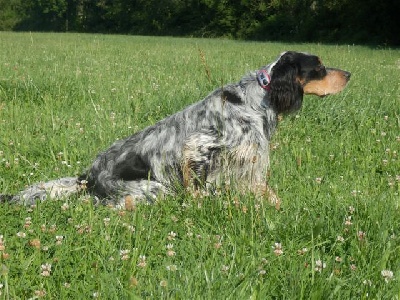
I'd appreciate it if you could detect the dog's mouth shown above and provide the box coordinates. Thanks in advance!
[303,68,351,97]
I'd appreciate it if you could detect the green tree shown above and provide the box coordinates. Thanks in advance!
[4,0,399,45]
[14,0,83,31]
[0,0,23,30]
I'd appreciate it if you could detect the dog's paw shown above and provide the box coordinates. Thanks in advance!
[266,186,281,210]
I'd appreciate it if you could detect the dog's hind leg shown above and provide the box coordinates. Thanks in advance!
[1,177,80,205]
[101,179,168,210]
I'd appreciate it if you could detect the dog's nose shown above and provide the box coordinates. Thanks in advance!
[344,71,351,80]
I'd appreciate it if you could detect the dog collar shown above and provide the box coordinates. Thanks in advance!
[257,69,271,91]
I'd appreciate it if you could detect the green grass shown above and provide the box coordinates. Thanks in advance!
[0,32,399,299]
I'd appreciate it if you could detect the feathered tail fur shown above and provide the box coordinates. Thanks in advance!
[0,177,79,205]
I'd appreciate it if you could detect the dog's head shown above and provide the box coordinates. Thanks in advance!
[267,51,351,113]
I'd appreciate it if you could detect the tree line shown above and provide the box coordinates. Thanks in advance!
[1,0,399,46]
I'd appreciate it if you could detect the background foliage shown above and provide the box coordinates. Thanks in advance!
[0,0,399,45]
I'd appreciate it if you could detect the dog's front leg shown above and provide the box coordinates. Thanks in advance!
[265,185,281,210]
[251,182,281,210]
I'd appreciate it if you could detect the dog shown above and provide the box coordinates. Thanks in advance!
[1,51,350,209]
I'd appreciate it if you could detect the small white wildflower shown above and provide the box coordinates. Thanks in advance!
[166,264,177,271]
[16,232,26,238]
[166,244,176,257]
[126,225,135,232]
[0,235,5,251]
[315,260,326,272]
[61,203,69,211]
[119,249,130,260]
[137,255,147,267]
[298,248,308,255]
[363,279,372,286]
[40,263,52,277]
[103,217,111,226]
[55,235,64,245]
[273,242,283,256]
[221,265,230,273]
[34,289,46,297]
[24,217,32,228]
[357,231,366,241]
[258,269,266,275]
[381,270,394,283]
[344,216,352,226]
[167,231,177,240]
[159,280,167,287]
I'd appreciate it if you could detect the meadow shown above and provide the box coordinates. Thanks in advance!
[0,32,399,299]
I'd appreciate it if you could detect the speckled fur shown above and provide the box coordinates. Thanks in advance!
[1,51,350,208]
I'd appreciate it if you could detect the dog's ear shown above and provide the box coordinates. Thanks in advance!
[221,86,242,104]
[270,56,303,113]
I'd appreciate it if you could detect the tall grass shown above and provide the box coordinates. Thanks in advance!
[0,32,399,299]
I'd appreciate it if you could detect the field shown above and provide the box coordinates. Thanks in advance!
[0,32,399,299]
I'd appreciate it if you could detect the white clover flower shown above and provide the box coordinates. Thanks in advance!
[315,260,326,272]
[381,270,394,283]
[40,263,52,276]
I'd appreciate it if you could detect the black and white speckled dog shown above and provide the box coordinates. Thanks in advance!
[1,51,350,209]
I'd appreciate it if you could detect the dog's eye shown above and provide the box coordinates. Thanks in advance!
[316,65,326,75]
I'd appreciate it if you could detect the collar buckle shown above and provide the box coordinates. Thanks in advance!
[257,69,271,91]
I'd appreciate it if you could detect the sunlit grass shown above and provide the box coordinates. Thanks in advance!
[0,32,399,298]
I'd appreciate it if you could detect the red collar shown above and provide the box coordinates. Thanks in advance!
[256,69,271,91]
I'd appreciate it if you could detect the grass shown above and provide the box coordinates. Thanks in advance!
[0,32,399,299]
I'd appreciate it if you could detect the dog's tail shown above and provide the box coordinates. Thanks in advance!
[0,177,80,205]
